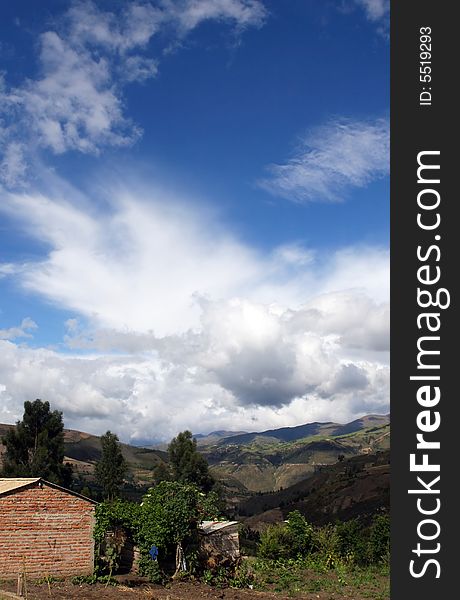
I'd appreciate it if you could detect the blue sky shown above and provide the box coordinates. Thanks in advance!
[0,0,390,443]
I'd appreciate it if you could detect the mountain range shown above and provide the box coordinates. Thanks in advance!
[0,413,390,517]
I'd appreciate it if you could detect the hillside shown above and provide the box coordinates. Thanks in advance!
[239,449,390,528]
[204,418,390,493]
[216,414,389,446]
[1,414,390,500]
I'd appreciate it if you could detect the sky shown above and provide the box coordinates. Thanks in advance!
[0,0,390,444]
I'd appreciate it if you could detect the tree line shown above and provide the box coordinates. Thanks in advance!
[1,399,215,499]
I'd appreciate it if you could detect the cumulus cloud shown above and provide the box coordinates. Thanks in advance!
[0,182,388,441]
[0,318,37,341]
[0,0,267,184]
[0,294,389,441]
[258,117,389,203]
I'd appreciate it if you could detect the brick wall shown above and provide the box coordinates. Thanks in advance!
[0,482,95,578]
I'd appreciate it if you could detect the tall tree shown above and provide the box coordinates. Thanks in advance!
[1,399,72,486]
[168,430,214,492]
[95,431,127,500]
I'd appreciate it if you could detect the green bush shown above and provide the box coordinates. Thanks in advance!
[258,523,294,560]
[137,555,165,584]
[257,511,314,561]
[93,481,223,582]
[368,514,390,563]
[335,518,368,565]
[256,513,390,570]
[311,523,341,567]
[286,510,313,556]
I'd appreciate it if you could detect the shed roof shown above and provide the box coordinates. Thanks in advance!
[0,477,97,504]
[200,520,238,534]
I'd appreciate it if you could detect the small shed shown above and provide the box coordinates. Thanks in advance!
[0,477,96,578]
[199,520,240,565]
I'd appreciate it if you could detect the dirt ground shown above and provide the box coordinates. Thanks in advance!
[0,578,387,600]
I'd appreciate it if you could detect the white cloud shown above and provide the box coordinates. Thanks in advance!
[169,0,267,33]
[352,0,389,37]
[0,142,27,187]
[258,117,389,203]
[1,188,264,335]
[1,185,389,334]
[18,30,139,155]
[0,318,37,341]
[65,1,163,53]
[122,56,159,83]
[0,263,21,278]
[355,0,389,23]
[0,0,267,180]
[0,293,389,441]
[0,182,389,441]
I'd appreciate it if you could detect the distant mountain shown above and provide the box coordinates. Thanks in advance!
[1,414,390,498]
[203,417,390,493]
[215,414,390,446]
[194,430,248,446]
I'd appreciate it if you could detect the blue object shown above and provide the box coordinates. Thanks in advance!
[149,545,159,561]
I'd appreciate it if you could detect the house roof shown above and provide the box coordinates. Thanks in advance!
[200,520,238,534]
[0,477,97,504]
[0,477,41,495]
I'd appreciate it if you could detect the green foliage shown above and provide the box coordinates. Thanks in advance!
[80,485,92,499]
[239,525,260,556]
[94,499,141,546]
[168,430,214,492]
[94,481,222,582]
[140,481,202,549]
[152,460,173,485]
[247,556,389,597]
[95,431,127,500]
[286,510,313,556]
[335,518,368,565]
[258,523,294,560]
[257,514,390,570]
[137,554,165,584]
[258,511,313,560]
[1,399,72,486]
[368,514,390,563]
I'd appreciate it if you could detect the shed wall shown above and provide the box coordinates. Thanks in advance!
[0,483,95,578]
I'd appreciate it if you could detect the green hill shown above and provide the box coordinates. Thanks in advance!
[203,419,390,492]
[239,449,390,527]
[1,414,390,502]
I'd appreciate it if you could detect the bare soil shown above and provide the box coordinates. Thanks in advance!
[0,576,388,600]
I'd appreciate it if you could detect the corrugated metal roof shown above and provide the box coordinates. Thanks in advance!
[0,478,41,495]
[200,520,238,534]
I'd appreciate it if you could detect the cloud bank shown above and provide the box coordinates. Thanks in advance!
[0,185,389,442]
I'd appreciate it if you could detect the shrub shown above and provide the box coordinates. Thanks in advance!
[311,523,341,568]
[286,510,313,556]
[335,518,368,565]
[258,523,294,560]
[368,514,390,563]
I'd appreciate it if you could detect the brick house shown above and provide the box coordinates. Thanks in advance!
[0,478,96,578]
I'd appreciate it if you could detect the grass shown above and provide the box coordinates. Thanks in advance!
[236,557,389,599]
